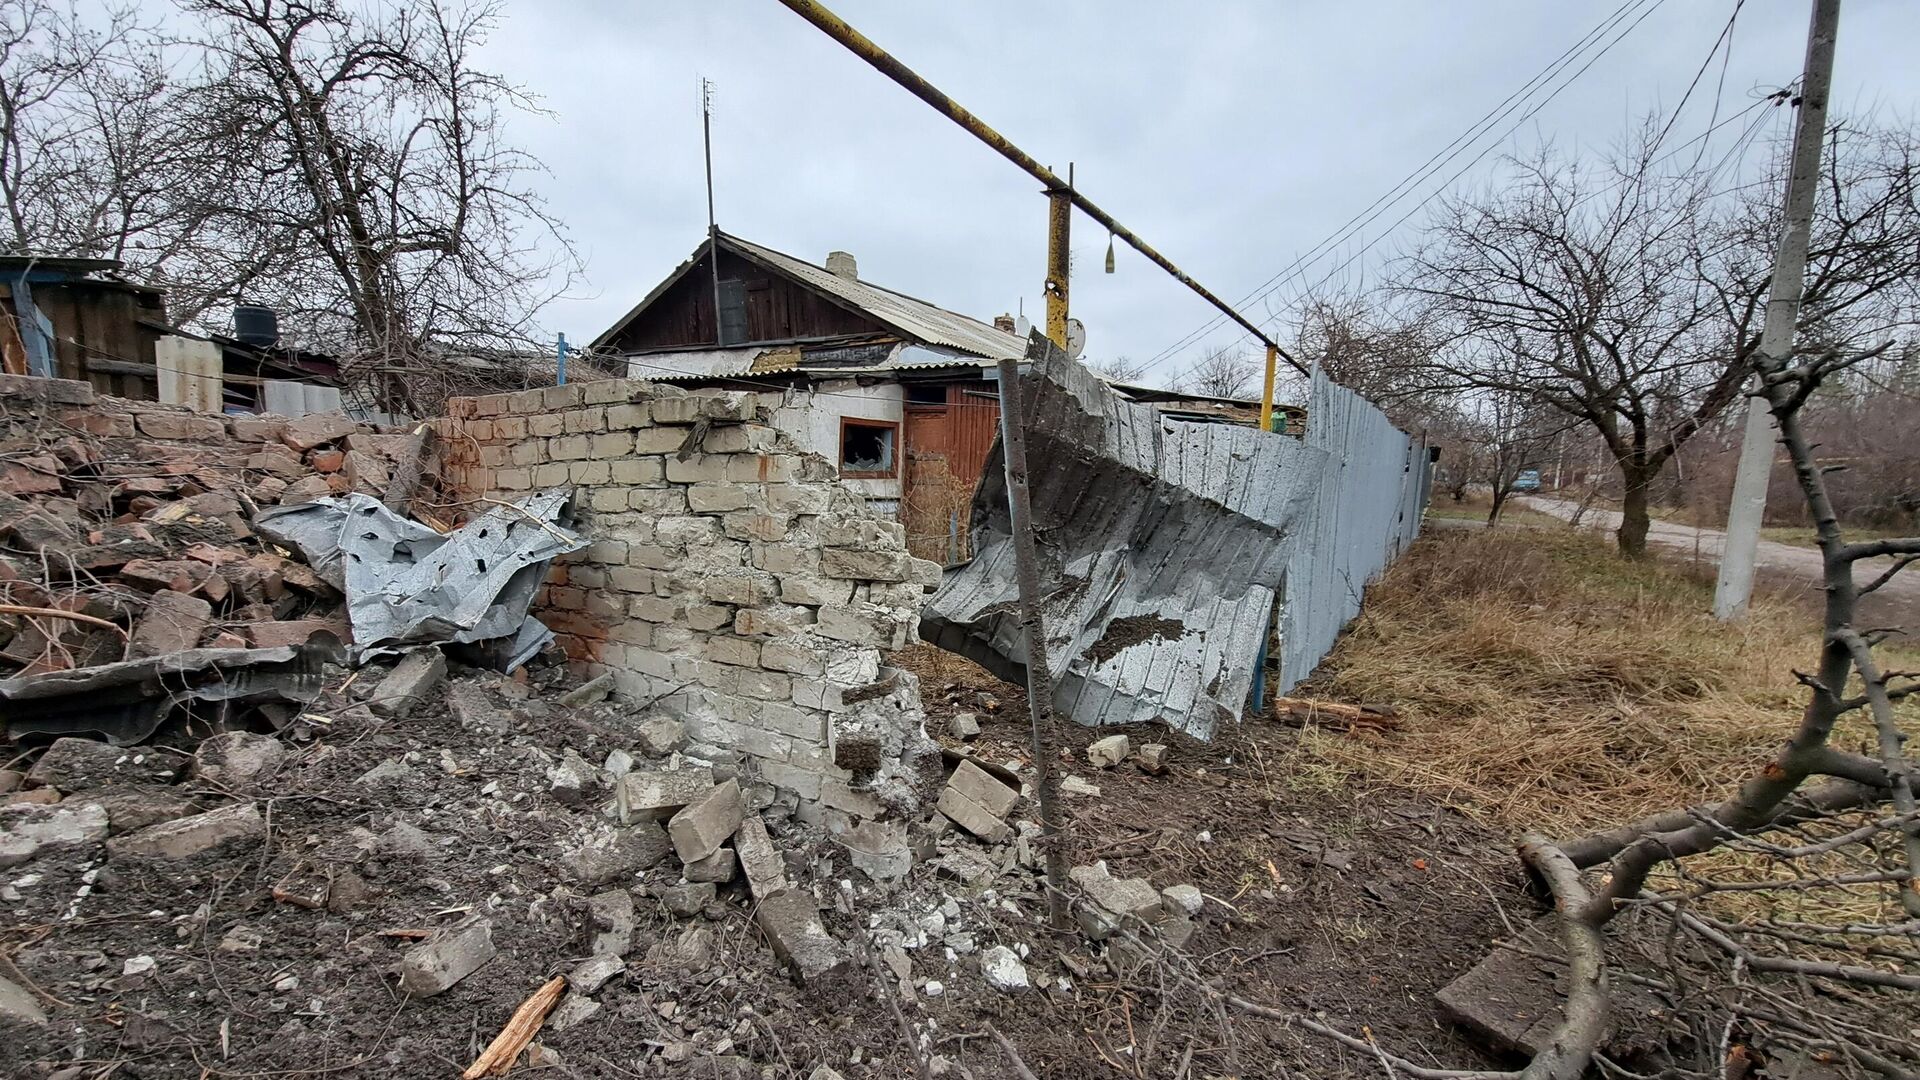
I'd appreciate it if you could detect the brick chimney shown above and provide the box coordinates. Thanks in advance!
[993,313,1015,332]
[826,251,857,280]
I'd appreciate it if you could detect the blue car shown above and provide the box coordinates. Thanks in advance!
[1512,469,1542,492]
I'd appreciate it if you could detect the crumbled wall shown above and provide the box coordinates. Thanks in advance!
[436,378,945,816]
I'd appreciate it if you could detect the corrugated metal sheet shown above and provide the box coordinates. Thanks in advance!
[722,235,1026,362]
[920,339,1428,739]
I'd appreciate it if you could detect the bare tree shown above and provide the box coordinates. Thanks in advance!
[1398,115,1920,557]
[1478,387,1565,525]
[1089,354,1147,382]
[1182,343,1256,399]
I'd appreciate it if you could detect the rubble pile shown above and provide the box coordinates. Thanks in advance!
[0,374,434,689]
[0,653,1208,1076]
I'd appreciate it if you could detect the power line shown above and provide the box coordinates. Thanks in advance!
[1140,0,1663,374]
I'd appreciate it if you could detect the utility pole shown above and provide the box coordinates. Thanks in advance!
[1713,0,1839,621]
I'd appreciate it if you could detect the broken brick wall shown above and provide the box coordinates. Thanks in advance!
[435,378,946,816]
[0,373,435,679]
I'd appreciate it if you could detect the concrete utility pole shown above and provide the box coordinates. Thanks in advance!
[1713,0,1840,621]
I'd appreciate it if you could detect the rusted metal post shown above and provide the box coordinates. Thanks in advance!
[771,0,1307,377]
[1259,343,1278,431]
[1045,187,1071,349]
[994,346,1073,929]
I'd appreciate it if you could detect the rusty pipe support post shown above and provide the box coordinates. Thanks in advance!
[1260,344,1278,431]
[772,0,1306,377]
[1046,187,1071,349]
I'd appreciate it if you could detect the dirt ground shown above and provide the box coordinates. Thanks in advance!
[1,634,1553,1080]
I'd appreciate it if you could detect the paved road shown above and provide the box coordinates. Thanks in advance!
[1517,495,1920,631]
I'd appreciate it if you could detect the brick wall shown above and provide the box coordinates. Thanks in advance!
[437,378,945,817]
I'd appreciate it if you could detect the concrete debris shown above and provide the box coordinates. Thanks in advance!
[567,954,624,994]
[557,672,614,706]
[128,590,213,659]
[561,823,672,886]
[1086,734,1130,769]
[369,648,447,719]
[1070,861,1167,928]
[1162,883,1205,916]
[105,802,264,860]
[25,737,186,791]
[588,889,637,957]
[657,881,716,917]
[0,972,49,1025]
[76,785,199,834]
[947,712,981,741]
[613,767,713,824]
[980,945,1030,992]
[668,779,745,865]
[1136,743,1170,775]
[547,749,599,807]
[936,760,1018,842]
[685,847,738,883]
[635,716,687,756]
[733,815,788,898]
[755,891,850,986]
[190,731,287,789]
[391,916,496,997]
[546,995,602,1032]
[0,801,110,868]
[836,819,913,883]
[1060,775,1102,797]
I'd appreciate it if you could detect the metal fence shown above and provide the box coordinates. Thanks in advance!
[1276,369,1430,693]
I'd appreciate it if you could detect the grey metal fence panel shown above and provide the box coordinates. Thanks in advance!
[1276,369,1426,692]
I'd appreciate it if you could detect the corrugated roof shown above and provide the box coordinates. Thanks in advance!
[593,232,1025,363]
[721,234,1025,361]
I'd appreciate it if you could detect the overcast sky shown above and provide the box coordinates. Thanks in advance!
[481,1,1920,386]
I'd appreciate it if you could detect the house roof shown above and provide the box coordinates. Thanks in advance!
[592,231,1025,363]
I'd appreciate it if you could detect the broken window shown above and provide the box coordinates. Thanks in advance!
[905,383,947,406]
[839,418,898,477]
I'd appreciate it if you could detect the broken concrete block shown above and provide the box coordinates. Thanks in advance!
[447,681,509,733]
[1060,775,1101,797]
[547,749,599,807]
[0,972,48,1025]
[685,847,738,883]
[370,649,446,718]
[755,890,851,986]
[280,412,360,452]
[547,995,601,1032]
[1136,743,1170,775]
[106,802,264,860]
[128,589,213,658]
[74,785,199,835]
[980,945,1030,992]
[1069,861,1166,926]
[610,767,713,824]
[807,1068,847,1080]
[635,716,686,757]
[837,819,913,883]
[26,738,186,792]
[191,731,287,789]
[947,712,981,740]
[1162,883,1204,916]
[657,881,715,917]
[561,823,672,886]
[0,801,110,868]
[668,780,744,865]
[0,770,20,794]
[588,889,637,957]
[391,916,495,997]
[1086,734,1130,769]
[936,760,1017,842]
[733,815,788,899]
[567,953,624,994]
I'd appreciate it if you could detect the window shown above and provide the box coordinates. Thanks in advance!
[905,383,947,406]
[716,279,748,345]
[839,417,899,477]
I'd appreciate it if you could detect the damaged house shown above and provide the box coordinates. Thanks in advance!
[591,232,1022,563]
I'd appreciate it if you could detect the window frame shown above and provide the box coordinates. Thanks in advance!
[838,416,902,479]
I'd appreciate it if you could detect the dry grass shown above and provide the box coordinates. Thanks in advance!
[1298,526,1891,836]
[1423,489,1567,529]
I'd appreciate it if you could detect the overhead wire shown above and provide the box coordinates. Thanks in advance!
[1138,0,1664,374]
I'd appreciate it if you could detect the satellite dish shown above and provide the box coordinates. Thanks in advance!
[1066,318,1087,359]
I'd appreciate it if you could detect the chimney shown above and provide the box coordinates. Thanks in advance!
[993,313,1015,333]
[825,250,857,280]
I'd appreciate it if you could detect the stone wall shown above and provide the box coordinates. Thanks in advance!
[436,378,944,817]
